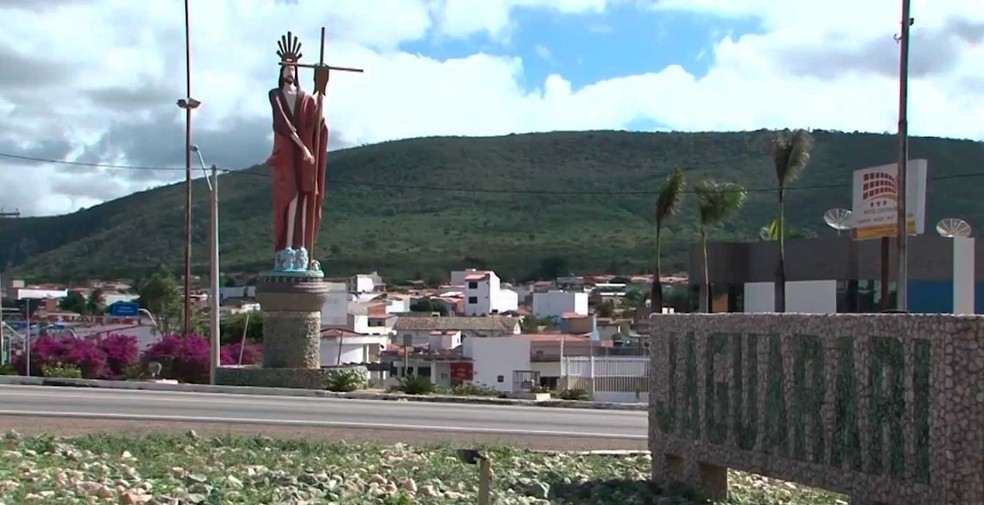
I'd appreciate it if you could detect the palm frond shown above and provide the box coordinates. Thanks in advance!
[655,168,686,225]
[771,128,815,187]
[696,179,747,227]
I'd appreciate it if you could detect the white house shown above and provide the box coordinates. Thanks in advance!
[459,270,518,316]
[532,290,588,319]
[346,302,396,336]
[392,315,520,346]
[463,335,532,393]
[321,282,351,328]
[319,328,388,366]
[350,271,383,294]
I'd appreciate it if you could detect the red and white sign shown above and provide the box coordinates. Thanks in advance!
[851,159,927,240]
[449,362,473,382]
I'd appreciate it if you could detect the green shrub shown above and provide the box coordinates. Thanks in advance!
[41,362,83,379]
[325,368,368,392]
[0,363,17,375]
[558,388,590,401]
[448,382,501,397]
[390,374,434,395]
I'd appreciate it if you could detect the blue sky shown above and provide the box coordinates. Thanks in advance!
[402,5,762,93]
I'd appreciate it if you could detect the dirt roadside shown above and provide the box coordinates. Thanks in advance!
[0,415,648,451]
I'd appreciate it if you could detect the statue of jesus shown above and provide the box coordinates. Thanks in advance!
[266,36,329,273]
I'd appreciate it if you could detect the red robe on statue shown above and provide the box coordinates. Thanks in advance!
[266,87,329,254]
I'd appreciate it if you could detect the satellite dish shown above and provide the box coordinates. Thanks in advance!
[823,208,853,235]
[936,218,972,238]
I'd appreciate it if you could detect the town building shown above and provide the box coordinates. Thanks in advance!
[453,270,519,316]
[692,235,980,313]
[531,290,588,319]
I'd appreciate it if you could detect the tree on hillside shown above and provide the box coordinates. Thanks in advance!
[59,291,86,314]
[651,168,686,314]
[696,180,747,313]
[770,129,814,312]
[136,266,183,336]
[85,288,106,315]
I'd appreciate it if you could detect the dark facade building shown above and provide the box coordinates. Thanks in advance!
[689,235,979,314]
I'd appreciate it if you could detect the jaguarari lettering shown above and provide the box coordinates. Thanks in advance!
[654,331,932,481]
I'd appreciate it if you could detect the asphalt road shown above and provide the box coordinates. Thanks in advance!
[0,385,646,441]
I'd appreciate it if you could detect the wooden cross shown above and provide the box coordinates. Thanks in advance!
[278,27,363,269]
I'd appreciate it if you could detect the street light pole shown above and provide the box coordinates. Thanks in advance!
[177,0,200,336]
[209,163,220,384]
[895,0,912,311]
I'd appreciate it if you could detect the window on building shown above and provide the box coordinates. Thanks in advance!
[496,375,504,383]
[468,281,478,289]
[468,296,478,304]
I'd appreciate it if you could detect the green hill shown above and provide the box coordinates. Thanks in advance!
[2,130,982,283]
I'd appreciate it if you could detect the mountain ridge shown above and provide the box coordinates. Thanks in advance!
[1,129,982,283]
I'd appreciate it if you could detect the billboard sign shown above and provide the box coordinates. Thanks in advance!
[850,159,928,240]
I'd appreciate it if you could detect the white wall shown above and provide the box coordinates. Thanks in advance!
[320,282,350,327]
[319,335,388,366]
[387,298,410,314]
[495,289,519,313]
[953,237,975,314]
[352,275,375,294]
[532,291,588,319]
[743,280,838,313]
[464,278,492,316]
[464,336,531,393]
[427,331,462,351]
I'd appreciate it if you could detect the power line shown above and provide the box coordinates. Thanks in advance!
[2,150,984,196]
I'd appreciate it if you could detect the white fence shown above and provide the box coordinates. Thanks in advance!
[562,356,649,403]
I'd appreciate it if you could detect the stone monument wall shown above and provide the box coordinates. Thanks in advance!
[648,313,984,505]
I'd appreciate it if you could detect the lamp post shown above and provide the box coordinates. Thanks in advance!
[177,0,201,336]
[191,145,220,384]
[894,0,913,312]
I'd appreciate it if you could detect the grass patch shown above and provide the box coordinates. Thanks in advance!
[0,430,846,504]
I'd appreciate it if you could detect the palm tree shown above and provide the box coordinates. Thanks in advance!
[695,180,747,312]
[85,288,105,315]
[651,168,686,314]
[770,129,814,312]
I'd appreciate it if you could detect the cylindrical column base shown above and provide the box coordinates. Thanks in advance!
[255,271,330,370]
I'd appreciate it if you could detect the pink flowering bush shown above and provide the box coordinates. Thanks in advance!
[143,335,263,384]
[221,340,263,366]
[13,335,109,379]
[92,334,140,379]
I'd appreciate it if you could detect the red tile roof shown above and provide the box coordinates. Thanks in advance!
[464,273,489,281]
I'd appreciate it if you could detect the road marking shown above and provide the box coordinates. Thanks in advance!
[0,386,647,417]
[0,410,648,440]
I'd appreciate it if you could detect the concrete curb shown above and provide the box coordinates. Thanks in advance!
[0,376,648,411]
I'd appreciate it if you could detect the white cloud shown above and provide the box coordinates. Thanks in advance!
[0,0,981,217]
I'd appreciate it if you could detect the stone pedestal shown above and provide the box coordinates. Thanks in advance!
[255,270,330,369]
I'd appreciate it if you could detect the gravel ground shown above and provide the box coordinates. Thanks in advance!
[0,416,647,452]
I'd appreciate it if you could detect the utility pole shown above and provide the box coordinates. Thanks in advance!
[190,145,220,384]
[895,0,913,312]
[0,208,19,366]
[176,0,201,336]
[209,164,220,384]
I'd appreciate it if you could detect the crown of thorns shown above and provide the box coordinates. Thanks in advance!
[276,31,303,62]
